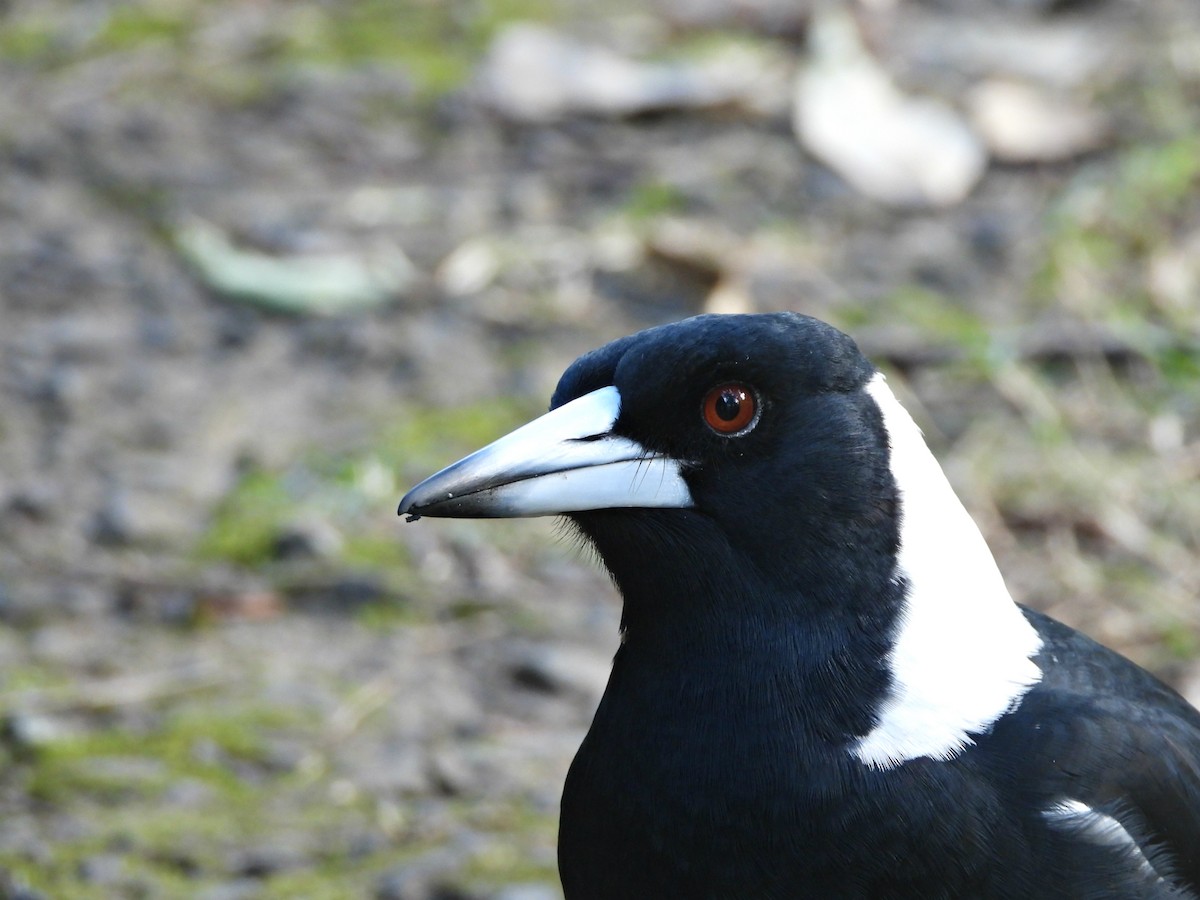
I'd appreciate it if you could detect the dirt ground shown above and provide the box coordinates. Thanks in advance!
[1,0,1199,897]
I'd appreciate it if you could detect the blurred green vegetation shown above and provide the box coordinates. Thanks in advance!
[1038,133,1200,332]
[0,672,559,897]
[180,399,550,666]
[0,0,564,101]
[196,398,532,570]
[283,0,561,97]
[623,180,692,221]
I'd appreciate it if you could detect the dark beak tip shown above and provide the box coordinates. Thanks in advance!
[397,494,420,521]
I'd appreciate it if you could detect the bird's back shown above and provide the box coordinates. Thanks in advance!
[995,608,1200,895]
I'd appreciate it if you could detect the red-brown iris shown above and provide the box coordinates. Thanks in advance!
[702,383,757,435]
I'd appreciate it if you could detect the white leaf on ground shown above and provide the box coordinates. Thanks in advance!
[1148,229,1200,317]
[792,7,986,209]
[968,80,1112,163]
[478,23,788,122]
[436,238,502,297]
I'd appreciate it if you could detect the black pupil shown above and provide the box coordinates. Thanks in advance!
[715,390,742,421]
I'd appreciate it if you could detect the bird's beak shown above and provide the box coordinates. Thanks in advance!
[398,385,693,519]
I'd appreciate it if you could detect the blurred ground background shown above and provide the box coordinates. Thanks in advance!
[0,0,1198,897]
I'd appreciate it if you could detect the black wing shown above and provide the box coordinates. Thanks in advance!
[1020,607,1200,894]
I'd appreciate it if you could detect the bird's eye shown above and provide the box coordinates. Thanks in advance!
[702,383,758,435]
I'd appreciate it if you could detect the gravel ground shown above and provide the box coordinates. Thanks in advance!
[1,0,1199,897]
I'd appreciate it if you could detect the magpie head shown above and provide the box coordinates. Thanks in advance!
[401,313,895,609]
[400,312,1043,764]
[554,314,900,610]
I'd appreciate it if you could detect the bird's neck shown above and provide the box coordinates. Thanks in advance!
[577,509,903,747]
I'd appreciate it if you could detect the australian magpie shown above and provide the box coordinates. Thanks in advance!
[399,312,1200,899]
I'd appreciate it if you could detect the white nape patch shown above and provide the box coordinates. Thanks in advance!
[852,374,1043,769]
[1044,800,1159,879]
